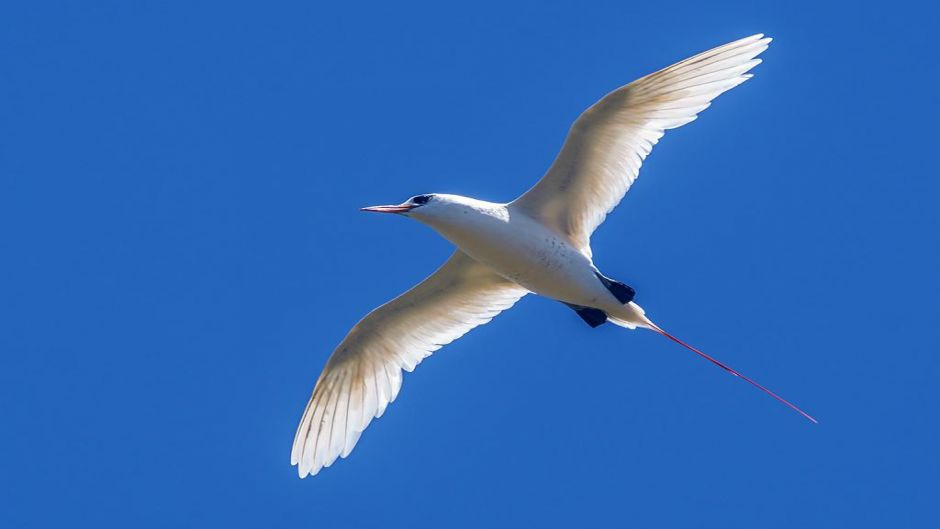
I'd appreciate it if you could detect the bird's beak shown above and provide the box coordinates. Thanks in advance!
[360,203,414,214]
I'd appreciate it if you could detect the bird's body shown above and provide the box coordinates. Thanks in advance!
[291,34,815,479]
[410,194,649,326]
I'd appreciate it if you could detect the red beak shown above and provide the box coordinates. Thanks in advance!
[360,204,414,214]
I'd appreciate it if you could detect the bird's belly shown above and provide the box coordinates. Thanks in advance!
[439,218,611,307]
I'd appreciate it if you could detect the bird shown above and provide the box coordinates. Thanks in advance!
[291,33,815,479]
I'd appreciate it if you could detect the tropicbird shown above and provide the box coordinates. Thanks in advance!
[292,34,815,478]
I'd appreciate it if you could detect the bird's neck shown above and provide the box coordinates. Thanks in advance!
[418,199,510,247]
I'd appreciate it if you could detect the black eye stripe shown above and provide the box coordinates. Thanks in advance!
[411,195,431,205]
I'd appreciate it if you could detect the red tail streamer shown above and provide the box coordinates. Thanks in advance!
[651,326,818,424]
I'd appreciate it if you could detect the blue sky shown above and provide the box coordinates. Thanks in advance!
[2,1,938,527]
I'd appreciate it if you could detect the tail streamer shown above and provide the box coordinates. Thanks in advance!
[650,325,818,424]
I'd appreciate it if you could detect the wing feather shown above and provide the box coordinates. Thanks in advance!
[291,251,528,477]
[511,34,771,256]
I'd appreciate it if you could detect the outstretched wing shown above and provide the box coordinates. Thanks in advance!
[291,251,528,477]
[511,34,771,256]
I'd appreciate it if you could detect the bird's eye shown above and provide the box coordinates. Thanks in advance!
[411,195,431,205]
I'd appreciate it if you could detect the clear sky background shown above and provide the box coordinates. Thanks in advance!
[2,1,938,527]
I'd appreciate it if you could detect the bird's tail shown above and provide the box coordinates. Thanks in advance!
[609,310,817,423]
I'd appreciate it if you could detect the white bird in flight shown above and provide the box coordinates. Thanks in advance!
[292,34,815,478]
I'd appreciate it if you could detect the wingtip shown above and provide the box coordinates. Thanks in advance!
[292,455,316,479]
[297,463,320,479]
[741,33,772,48]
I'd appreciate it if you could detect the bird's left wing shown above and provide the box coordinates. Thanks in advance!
[511,34,771,257]
[291,251,528,477]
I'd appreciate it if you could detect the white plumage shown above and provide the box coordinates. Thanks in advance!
[513,34,770,256]
[290,252,527,473]
[292,34,812,479]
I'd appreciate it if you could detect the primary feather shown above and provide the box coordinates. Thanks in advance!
[291,251,527,477]
[512,34,771,257]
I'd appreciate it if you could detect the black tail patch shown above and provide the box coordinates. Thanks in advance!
[563,302,608,328]
[594,272,635,304]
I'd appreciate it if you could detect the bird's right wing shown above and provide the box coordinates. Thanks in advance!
[291,251,528,478]
[511,34,771,257]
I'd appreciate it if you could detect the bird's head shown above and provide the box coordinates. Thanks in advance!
[361,194,504,239]
[360,193,436,215]
[361,193,482,222]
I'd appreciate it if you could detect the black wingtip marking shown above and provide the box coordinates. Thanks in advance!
[594,272,635,304]
[562,302,608,328]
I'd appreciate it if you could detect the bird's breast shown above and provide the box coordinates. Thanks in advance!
[431,209,606,305]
